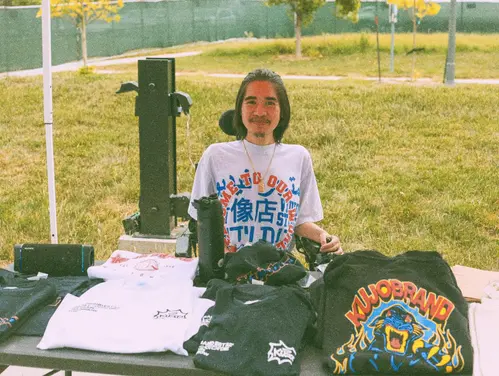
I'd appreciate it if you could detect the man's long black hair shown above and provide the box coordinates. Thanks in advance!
[233,68,291,143]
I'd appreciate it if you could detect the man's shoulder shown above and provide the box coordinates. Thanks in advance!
[278,143,310,156]
[205,141,240,152]
[203,141,241,156]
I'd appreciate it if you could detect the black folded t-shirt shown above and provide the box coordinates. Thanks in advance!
[0,276,56,342]
[311,250,473,374]
[193,284,315,376]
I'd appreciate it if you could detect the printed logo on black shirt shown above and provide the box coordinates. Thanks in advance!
[196,340,234,356]
[330,279,465,373]
[0,317,17,328]
[201,314,212,326]
[267,340,296,365]
[154,309,188,319]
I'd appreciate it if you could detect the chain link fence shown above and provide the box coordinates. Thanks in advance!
[1,0,498,73]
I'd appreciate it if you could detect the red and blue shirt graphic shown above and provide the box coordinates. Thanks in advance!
[189,141,323,252]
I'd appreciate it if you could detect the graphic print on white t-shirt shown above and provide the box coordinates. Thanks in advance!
[38,279,211,356]
[217,169,300,251]
[135,259,159,271]
[69,303,119,312]
[87,250,199,281]
[154,309,188,319]
[189,142,323,252]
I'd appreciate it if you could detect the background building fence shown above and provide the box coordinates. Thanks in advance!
[0,0,498,73]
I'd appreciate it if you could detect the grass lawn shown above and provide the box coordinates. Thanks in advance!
[0,40,498,270]
[104,33,499,79]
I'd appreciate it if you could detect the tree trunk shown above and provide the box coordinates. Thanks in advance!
[81,18,88,67]
[294,12,302,59]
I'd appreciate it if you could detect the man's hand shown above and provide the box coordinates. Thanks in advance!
[319,233,344,254]
[294,222,344,254]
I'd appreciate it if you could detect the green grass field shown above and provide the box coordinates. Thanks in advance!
[106,33,499,79]
[0,36,498,270]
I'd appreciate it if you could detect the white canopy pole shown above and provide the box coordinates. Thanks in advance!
[42,0,58,243]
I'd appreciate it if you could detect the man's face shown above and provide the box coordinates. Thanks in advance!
[241,80,281,144]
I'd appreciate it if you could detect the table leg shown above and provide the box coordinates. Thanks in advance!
[42,370,61,376]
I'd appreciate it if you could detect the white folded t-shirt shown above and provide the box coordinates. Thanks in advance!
[469,281,499,376]
[38,278,213,355]
[87,250,199,282]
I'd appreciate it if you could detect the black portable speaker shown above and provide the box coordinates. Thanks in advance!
[14,244,94,276]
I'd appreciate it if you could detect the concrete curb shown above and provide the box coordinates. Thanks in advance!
[1,51,498,85]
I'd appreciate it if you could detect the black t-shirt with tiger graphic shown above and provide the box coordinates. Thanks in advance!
[311,250,473,374]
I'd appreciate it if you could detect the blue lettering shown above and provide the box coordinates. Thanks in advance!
[228,226,244,242]
[255,199,277,224]
[275,228,283,243]
[237,170,253,190]
[228,225,256,243]
[259,188,275,197]
[231,198,254,223]
[261,226,276,244]
[216,179,227,196]
[276,211,288,227]
[289,176,300,196]
[244,225,255,243]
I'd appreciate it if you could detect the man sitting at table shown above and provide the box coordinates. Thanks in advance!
[188,68,343,256]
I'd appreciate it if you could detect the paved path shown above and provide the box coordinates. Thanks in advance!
[186,73,499,85]
[0,51,202,78]
[1,51,498,85]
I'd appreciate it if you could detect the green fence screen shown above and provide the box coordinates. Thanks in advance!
[1,0,498,73]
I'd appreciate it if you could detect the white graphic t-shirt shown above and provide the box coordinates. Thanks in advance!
[188,141,323,252]
[37,279,214,355]
[87,250,199,281]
